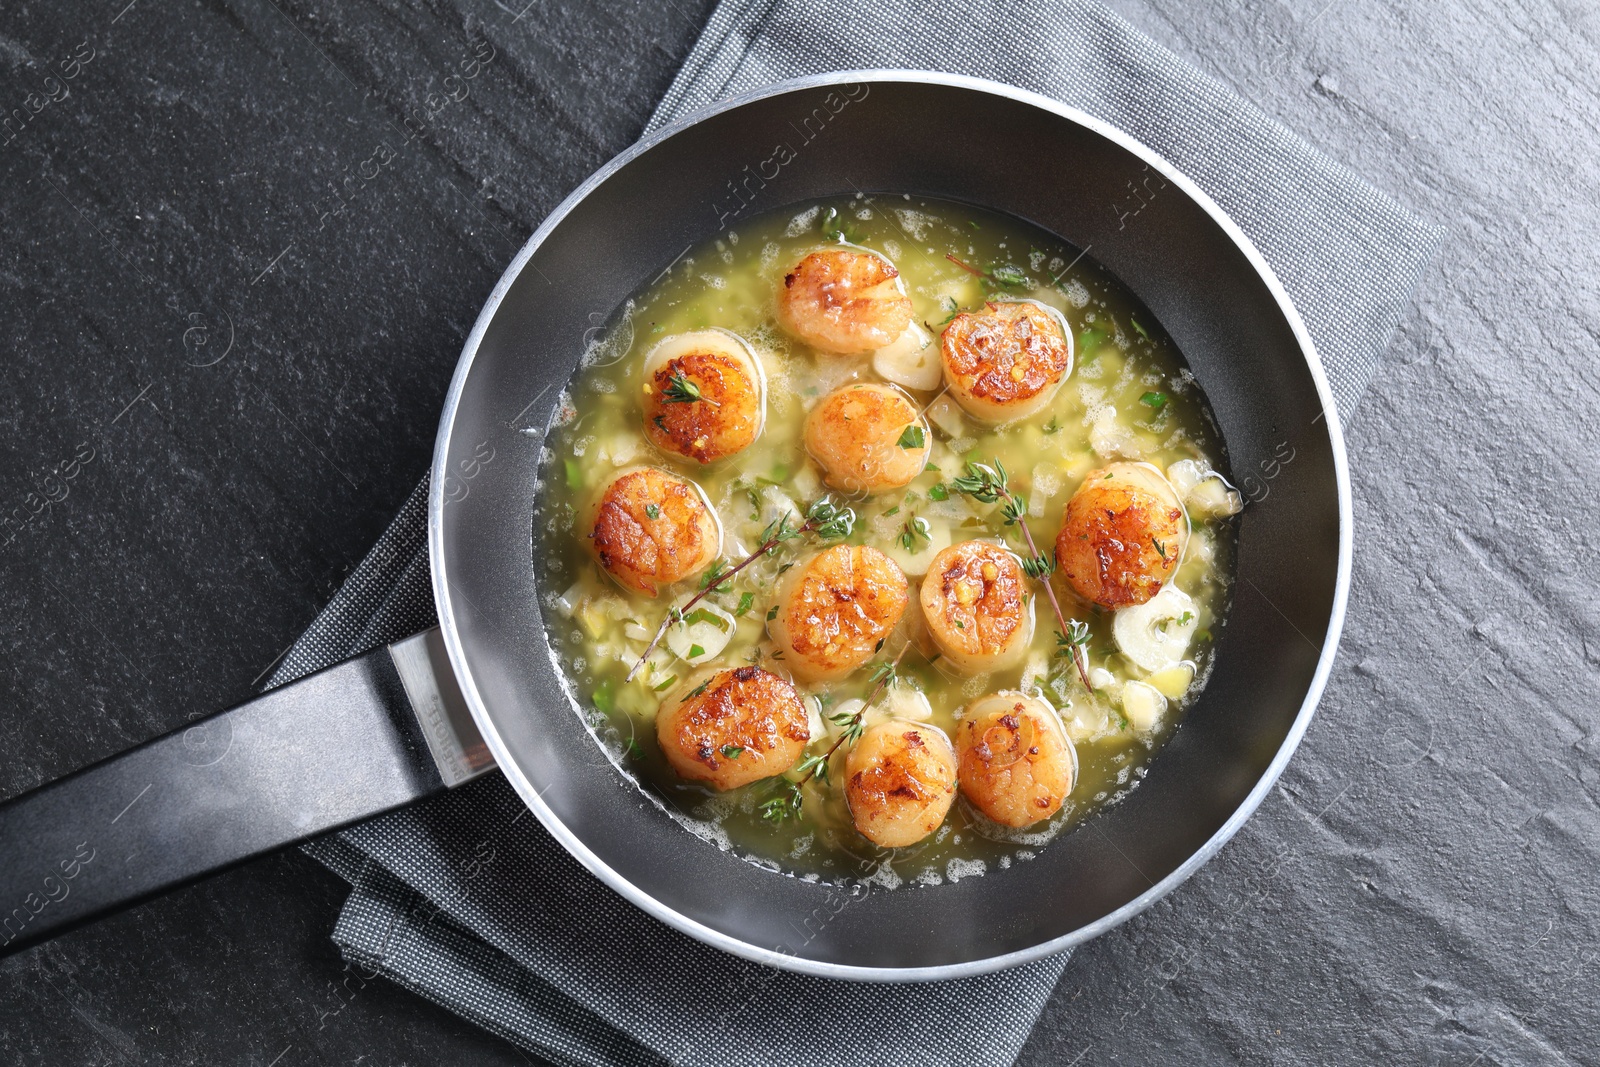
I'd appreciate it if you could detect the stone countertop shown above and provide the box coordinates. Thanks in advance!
[0,1,1593,1064]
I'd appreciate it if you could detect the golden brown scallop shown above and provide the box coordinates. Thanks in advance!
[588,467,721,597]
[655,666,810,791]
[955,693,1077,828]
[919,540,1035,674]
[770,544,909,682]
[640,329,765,464]
[940,300,1073,422]
[845,720,958,847]
[1055,461,1187,609]
[803,382,930,494]
[777,248,914,355]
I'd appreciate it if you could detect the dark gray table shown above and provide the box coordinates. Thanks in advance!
[0,1,1591,1064]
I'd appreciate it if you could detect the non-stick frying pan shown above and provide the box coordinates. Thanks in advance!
[0,72,1349,978]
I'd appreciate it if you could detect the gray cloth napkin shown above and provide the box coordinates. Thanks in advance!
[278,2,1444,1064]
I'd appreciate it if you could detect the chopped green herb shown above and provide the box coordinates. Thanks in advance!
[821,206,858,244]
[687,643,706,659]
[989,264,1028,289]
[1178,611,1194,626]
[662,370,717,406]
[564,458,583,489]
[592,679,615,713]
[883,505,901,517]
[766,605,779,621]
[684,679,712,700]
[759,781,803,823]
[683,608,730,631]
[651,674,678,692]
[1139,391,1168,412]
[898,516,932,553]
[699,561,732,593]
[1042,416,1061,435]
[735,592,755,617]
[928,483,949,501]
[925,462,941,473]
[1076,327,1105,362]
[896,424,926,450]
[720,745,744,759]
[644,503,660,520]
[626,737,644,760]
[1131,317,1151,342]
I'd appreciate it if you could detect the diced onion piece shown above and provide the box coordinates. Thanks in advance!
[665,601,737,664]
[578,598,620,640]
[1166,459,1244,518]
[1019,649,1050,694]
[1121,680,1168,732]
[872,323,941,391]
[1028,462,1062,518]
[758,485,800,529]
[880,686,933,724]
[623,621,650,643]
[555,581,585,618]
[791,462,822,502]
[926,395,967,439]
[1089,406,1139,458]
[1146,663,1195,701]
[804,695,825,743]
[1113,585,1198,672]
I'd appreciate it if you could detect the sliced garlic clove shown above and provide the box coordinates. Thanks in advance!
[1145,662,1196,701]
[872,323,941,391]
[1120,680,1168,732]
[1113,585,1199,672]
[1166,459,1244,518]
[666,601,737,664]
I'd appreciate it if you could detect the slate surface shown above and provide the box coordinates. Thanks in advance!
[0,1,1592,1065]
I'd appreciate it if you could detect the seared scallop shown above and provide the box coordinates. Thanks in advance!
[803,382,930,494]
[655,666,810,791]
[589,467,721,596]
[777,248,914,355]
[1055,461,1187,609]
[955,693,1076,828]
[919,540,1035,674]
[770,544,908,682]
[640,329,765,464]
[845,720,958,847]
[940,300,1072,422]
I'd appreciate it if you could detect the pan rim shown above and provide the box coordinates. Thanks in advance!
[428,68,1353,982]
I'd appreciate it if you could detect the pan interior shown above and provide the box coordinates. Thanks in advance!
[432,75,1343,976]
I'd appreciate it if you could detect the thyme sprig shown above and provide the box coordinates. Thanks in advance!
[625,496,857,681]
[662,370,719,407]
[950,459,1094,692]
[795,644,911,790]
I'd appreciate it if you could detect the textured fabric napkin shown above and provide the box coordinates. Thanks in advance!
[279,2,1444,1064]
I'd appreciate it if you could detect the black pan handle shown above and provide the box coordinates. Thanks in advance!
[0,628,492,956]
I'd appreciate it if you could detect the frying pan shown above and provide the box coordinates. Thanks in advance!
[0,72,1349,978]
